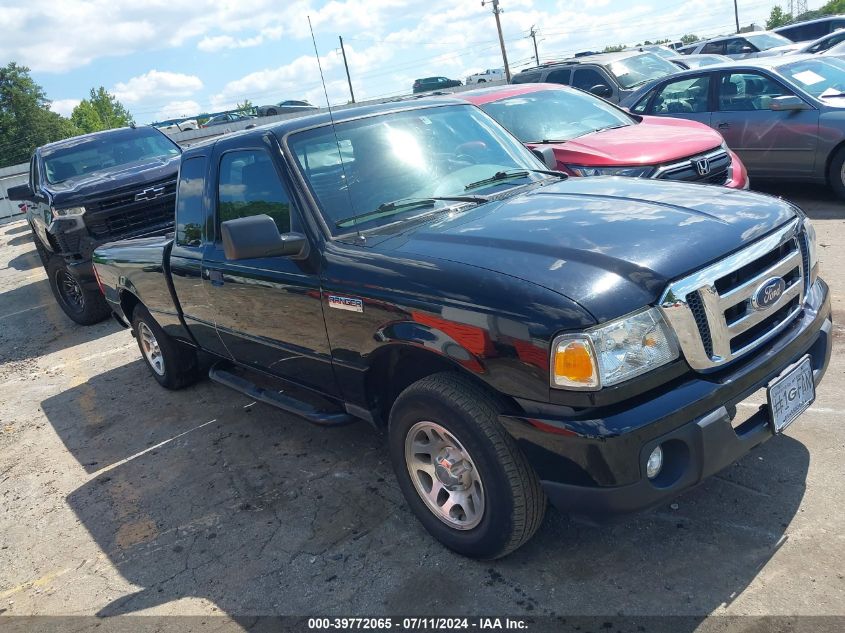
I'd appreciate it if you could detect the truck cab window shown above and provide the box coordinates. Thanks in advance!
[175,156,207,247]
[218,149,292,234]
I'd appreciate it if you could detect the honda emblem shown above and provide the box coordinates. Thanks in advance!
[694,158,710,176]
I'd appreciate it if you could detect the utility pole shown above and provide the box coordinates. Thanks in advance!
[734,0,740,33]
[482,0,511,82]
[338,36,355,103]
[528,25,539,65]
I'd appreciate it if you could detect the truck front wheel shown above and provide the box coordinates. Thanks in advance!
[47,256,111,325]
[388,373,546,559]
[131,305,199,390]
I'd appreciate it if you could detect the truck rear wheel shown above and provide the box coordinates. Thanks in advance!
[131,304,199,390]
[388,373,546,559]
[46,256,111,325]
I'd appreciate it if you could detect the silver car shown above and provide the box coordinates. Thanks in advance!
[620,55,845,198]
[684,31,801,59]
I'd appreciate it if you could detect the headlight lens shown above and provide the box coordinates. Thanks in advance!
[552,308,679,389]
[565,165,655,178]
[804,217,819,286]
[51,206,86,218]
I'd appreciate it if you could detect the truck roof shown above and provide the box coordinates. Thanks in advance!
[38,125,156,154]
[182,97,466,157]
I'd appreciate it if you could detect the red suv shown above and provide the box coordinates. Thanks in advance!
[460,84,748,189]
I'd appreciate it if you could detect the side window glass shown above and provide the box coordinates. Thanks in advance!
[701,41,725,54]
[572,68,608,92]
[545,69,571,85]
[631,89,654,114]
[653,75,711,114]
[725,39,753,55]
[719,73,791,111]
[218,150,292,234]
[176,157,207,247]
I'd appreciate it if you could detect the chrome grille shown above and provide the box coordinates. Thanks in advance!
[660,219,805,370]
[654,148,730,185]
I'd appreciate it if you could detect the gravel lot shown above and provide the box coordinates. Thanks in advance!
[0,183,843,630]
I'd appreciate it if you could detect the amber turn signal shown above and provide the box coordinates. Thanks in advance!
[552,337,598,389]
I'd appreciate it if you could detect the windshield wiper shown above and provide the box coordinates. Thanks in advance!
[335,195,489,229]
[464,168,566,191]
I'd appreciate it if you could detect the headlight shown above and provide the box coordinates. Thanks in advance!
[564,165,655,178]
[804,218,819,286]
[551,307,679,390]
[51,206,86,218]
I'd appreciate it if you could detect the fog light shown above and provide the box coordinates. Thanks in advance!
[646,445,663,480]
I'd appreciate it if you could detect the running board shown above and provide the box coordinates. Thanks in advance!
[208,366,355,426]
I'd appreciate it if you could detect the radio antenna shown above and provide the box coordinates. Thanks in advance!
[308,16,361,239]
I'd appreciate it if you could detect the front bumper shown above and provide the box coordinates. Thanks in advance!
[499,279,831,521]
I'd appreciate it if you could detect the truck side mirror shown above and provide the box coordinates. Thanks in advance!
[531,146,559,170]
[7,183,34,202]
[220,215,309,261]
[589,84,612,98]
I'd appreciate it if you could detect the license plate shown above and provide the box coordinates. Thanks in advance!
[766,355,815,433]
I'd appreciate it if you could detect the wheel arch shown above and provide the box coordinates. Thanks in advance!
[824,139,845,186]
[363,342,514,429]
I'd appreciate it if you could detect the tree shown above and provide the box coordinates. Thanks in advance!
[70,87,133,133]
[602,44,626,53]
[235,99,254,115]
[766,6,793,29]
[0,62,78,168]
[680,34,699,44]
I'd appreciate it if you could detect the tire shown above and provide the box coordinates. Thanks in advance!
[478,79,486,83]
[130,304,199,390]
[388,372,546,559]
[266,108,278,116]
[46,256,111,325]
[829,146,845,200]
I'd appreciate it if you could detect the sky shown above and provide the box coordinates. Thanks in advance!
[0,0,815,124]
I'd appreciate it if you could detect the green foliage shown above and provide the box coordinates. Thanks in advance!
[766,6,793,29]
[0,62,78,168]
[602,44,626,53]
[235,99,255,115]
[70,87,134,134]
[680,34,699,44]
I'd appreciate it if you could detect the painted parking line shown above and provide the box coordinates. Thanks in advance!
[0,303,49,321]
[87,418,218,479]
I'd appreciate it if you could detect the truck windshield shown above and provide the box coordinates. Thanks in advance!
[287,104,549,234]
[480,88,633,143]
[42,128,181,184]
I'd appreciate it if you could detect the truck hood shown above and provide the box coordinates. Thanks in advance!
[530,117,723,167]
[47,155,181,206]
[385,178,798,322]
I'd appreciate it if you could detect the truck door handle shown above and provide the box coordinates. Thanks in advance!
[717,122,730,129]
[208,270,224,286]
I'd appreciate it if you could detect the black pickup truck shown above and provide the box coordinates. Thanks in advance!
[9,126,181,324]
[93,99,832,559]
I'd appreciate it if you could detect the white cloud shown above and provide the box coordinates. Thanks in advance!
[49,99,81,117]
[155,100,203,120]
[113,70,203,104]
[197,34,264,52]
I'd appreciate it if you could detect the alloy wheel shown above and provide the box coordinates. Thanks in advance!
[404,420,485,530]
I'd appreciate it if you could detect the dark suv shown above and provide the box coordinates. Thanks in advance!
[412,76,462,93]
[775,15,845,42]
[8,126,181,324]
[511,52,679,103]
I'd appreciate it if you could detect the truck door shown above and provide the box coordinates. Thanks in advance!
[201,138,339,396]
[169,154,230,357]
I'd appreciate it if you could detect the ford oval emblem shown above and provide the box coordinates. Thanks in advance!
[751,277,786,311]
